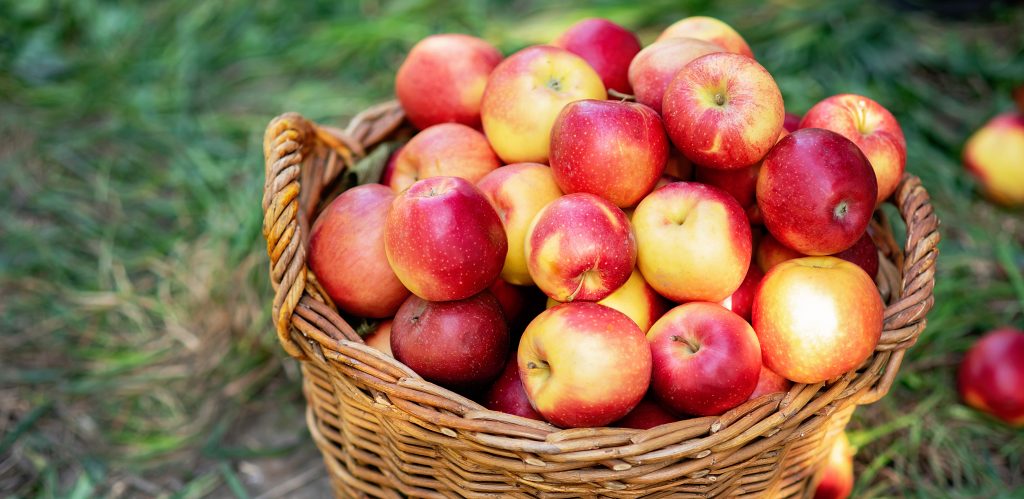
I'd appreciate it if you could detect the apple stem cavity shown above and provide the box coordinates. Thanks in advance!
[527,360,549,370]
[833,200,849,220]
[714,93,726,106]
[547,77,562,92]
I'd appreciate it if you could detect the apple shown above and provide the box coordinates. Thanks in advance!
[755,231,804,273]
[813,433,854,499]
[552,18,641,94]
[627,38,724,115]
[387,123,501,193]
[477,163,563,285]
[648,302,761,416]
[694,163,760,213]
[757,232,878,280]
[489,278,526,324]
[747,365,792,400]
[309,184,410,318]
[481,45,606,164]
[753,257,883,384]
[784,112,802,133]
[656,16,754,58]
[385,176,507,302]
[957,327,1024,426]
[484,353,544,421]
[519,302,651,428]
[800,94,906,204]
[757,128,878,255]
[525,193,636,302]
[719,262,764,322]
[663,148,695,180]
[962,112,1024,206]
[380,144,404,186]
[549,99,668,207]
[364,320,393,357]
[632,182,752,303]
[395,34,502,130]
[391,291,509,389]
[547,268,670,333]
[662,53,785,169]
[613,397,678,429]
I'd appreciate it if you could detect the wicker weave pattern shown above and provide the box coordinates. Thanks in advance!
[261,102,939,498]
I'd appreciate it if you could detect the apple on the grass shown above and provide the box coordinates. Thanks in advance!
[613,397,678,429]
[547,268,670,333]
[632,182,752,303]
[757,128,878,255]
[753,257,883,384]
[364,320,393,357]
[385,176,507,302]
[477,163,563,285]
[800,94,906,205]
[656,16,754,58]
[388,123,501,192]
[484,352,544,421]
[627,38,724,115]
[395,34,502,130]
[747,364,792,400]
[525,193,636,302]
[552,18,641,95]
[550,99,668,208]
[648,302,762,416]
[519,302,651,428]
[309,184,410,318]
[813,433,854,499]
[662,52,785,170]
[962,112,1024,207]
[719,262,764,323]
[392,291,509,389]
[481,45,606,164]
[957,327,1024,426]
[757,232,879,279]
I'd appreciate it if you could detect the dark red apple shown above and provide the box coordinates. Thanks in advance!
[695,164,760,213]
[391,291,509,389]
[784,112,802,133]
[957,327,1024,426]
[719,262,764,322]
[648,302,761,416]
[484,353,544,421]
[613,397,678,429]
[757,128,878,255]
[748,365,792,400]
[552,18,642,94]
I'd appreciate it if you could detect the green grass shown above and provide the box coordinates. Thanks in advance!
[2,0,1022,496]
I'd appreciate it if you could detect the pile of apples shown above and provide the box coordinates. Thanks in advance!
[309,16,908,429]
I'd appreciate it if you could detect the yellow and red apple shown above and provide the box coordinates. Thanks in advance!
[962,112,1024,206]
[388,123,501,192]
[656,16,754,58]
[627,38,724,115]
[814,433,855,499]
[547,268,669,333]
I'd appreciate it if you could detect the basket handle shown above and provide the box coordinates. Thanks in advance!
[261,103,406,359]
[857,173,940,404]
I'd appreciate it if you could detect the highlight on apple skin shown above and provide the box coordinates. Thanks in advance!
[518,302,652,428]
[525,193,636,302]
[481,45,606,164]
[549,99,668,208]
[395,34,502,130]
[385,176,507,302]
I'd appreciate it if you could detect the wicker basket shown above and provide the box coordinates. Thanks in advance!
[261,101,940,498]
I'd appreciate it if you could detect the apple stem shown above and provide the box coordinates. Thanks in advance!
[714,93,726,106]
[671,335,701,354]
[833,201,849,220]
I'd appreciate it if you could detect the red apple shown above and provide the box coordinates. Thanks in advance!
[783,112,802,133]
[484,353,544,421]
[613,398,678,429]
[718,262,764,322]
[656,16,754,58]
[753,257,883,384]
[387,123,501,193]
[519,302,651,428]
[648,302,761,416]
[391,291,509,389]
[477,163,563,285]
[525,193,636,302]
[757,128,878,255]
[957,328,1024,426]
[550,100,668,207]
[814,433,854,499]
[747,365,792,400]
[662,53,784,169]
[663,148,695,180]
[755,232,804,273]
[800,94,906,204]
[627,38,724,115]
[757,232,879,279]
[481,45,606,164]
[552,18,641,94]
[385,176,507,301]
[694,163,760,212]
[962,112,1024,206]
[309,184,410,318]
[380,145,404,186]
[489,278,525,324]
[632,182,752,303]
[395,34,502,130]
[364,320,393,357]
